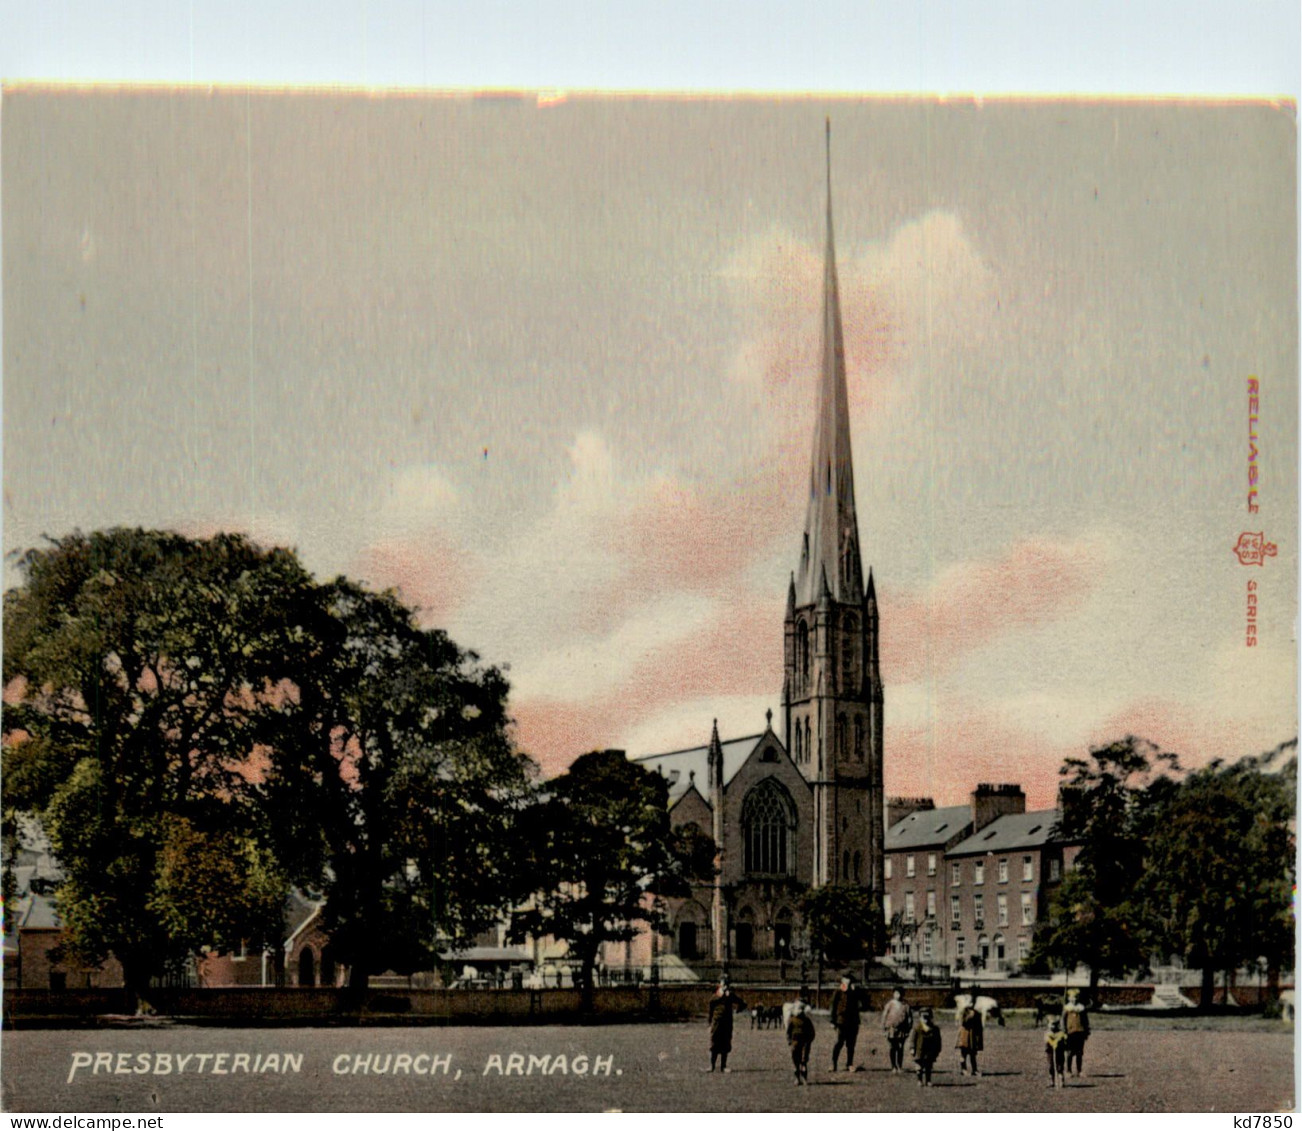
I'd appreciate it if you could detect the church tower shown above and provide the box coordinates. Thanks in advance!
[782,122,884,895]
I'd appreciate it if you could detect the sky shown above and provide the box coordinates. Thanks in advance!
[2,4,1298,810]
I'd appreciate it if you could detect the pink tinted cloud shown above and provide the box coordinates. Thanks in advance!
[887,706,1074,812]
[882,539,1101,684]
[352,532,472,626]
[512,592,784,775]
[1092,698,1285,772]
[517,538,1102,780]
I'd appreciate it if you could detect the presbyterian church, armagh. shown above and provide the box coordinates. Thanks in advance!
[626,133,887,971]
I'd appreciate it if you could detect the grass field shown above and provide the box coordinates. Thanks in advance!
[2,1018,1294,1113]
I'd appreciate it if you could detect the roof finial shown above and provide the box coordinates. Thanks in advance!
[765,708,773,730]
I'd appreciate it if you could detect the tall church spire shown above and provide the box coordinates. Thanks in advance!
[795,119,862,607]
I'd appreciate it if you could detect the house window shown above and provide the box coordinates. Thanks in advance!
[926,890,936,919]
[922,931,933,960]
[950,895,961,926]
[998,858,1009,883]
[883,893,892,921]
[973,893,984,927]
[951,861,961,887]
[1021,892,1034,925]
[1049,857,1061,882]
[974,861,985,885]
[1023,855,1034,882]
[906,854,915,878]
[927,853,937,876]
[905,892,915,923]
[1018,936,1029,962]
[997,894,1009,927]
[956,936,966,959]
[884,857,893,881]
[741,779,796,876]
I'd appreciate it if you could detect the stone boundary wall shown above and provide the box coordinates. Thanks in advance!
[4,982,1292,1026]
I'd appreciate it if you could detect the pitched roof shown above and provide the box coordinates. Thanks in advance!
[884,805,972,851]
[633,733,767,804]
[947,809,1064,856]
[21,892,62,929]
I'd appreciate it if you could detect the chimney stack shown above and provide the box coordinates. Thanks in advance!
[886,796,935,829]
[971,783,1026,832]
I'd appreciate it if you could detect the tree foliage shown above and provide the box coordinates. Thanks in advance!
[3,529,318,993]
[272,580,532,990]
[1033,735,1295,1002]
[1030,736,1179,988]
[3,529,533,997]
[1140,748,1296,1005]
[800,883,881,966]
[507,750,711,1002]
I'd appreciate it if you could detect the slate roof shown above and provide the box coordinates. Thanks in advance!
[632,733,768,805]
[947,809,1064,856]
[884,805,972,851]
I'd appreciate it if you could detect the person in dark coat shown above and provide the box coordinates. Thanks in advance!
[786,1001,816,1085]
[1061,990,1090,1078]
[910,1007,942,1086]
[830,972,866,1071]
[707,980,747,1072]
[957,1000,984,1077]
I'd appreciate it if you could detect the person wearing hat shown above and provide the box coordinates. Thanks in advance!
[882,987,913,1074]
[706,979,747,1073]
[786,1000,816,1085]
[830,971,866,1072]
[910,1006,943,1086]
[1061,989,1090,1078]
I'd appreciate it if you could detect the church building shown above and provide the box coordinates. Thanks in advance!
[631,131,885,968]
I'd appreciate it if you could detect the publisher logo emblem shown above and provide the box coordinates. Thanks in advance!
[1233,532,1277,567]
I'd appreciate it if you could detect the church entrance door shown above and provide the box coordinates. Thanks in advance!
[679,922,698,960]
[735,924,754,960]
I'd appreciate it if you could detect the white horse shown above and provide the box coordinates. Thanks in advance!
[954,993,1004,1026]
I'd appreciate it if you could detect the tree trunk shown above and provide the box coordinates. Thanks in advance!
[1199,964,1215,1012]
[121,957,152,1017]
[579,948,597,1014]
[1088,966,1100,996]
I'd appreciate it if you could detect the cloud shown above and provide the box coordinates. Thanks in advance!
[882,537,1105,684]
[352,531,472,625]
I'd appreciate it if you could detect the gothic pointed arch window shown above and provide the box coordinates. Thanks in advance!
[797,620,810,690]
[805,719,812,766]
[793,723,802,764]
[855,718,864,762]
[742,779,796,877]
[842,612,858,688]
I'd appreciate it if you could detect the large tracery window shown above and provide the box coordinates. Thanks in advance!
[742,779,796,876]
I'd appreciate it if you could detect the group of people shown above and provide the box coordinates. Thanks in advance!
[706,976,1092,1089]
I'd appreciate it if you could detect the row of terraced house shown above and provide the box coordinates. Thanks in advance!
[881,783,1082,977]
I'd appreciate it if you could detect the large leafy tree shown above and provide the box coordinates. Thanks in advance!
[1030,736,1179,990]
[508,750,710,1006]
[271,580,533,993]
[1141,748,1296,1008]
[3,529,321,998]
[801,883,881,969]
